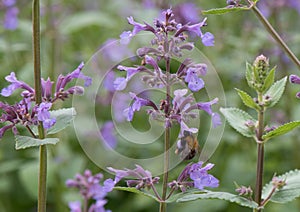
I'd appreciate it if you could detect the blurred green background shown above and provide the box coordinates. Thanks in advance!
[0,0,300,211]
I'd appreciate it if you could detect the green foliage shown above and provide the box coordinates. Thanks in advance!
[264,77,287,108]
[262,170,300,203]
[261,67,275,93]
[202,6,250,15]
[59,12,117,35]
[177,190,258,209]
[15,135,59,150]
[32,108,76,135]
[113,186,160,202]
[220,108,256,138]
[262,121,300,141]
[235,88,260,110]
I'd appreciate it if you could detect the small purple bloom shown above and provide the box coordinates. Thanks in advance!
[0,72,34,97]
[290,74,300,84]
[212,112,222,128]
[289,74,300,98]
[69,201,81,212]
[36,102,56,129]
[173,3,200,25]
[124,92,158,121]
[120,31,133,45]
[201,32,215,46]
[189,161,219,190]
[108,165,159,190]
[42,77,54,101]
[66,170,112,212]
[196,98,219,115]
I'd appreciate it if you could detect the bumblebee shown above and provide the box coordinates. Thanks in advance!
[175,131,200,160]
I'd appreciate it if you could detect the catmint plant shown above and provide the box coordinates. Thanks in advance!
[66,170,114,212]
[220,55,300,211]
[104,8,221,212]
[0,0,92,211]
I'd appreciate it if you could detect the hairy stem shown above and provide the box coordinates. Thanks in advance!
[251,5,300,70]
[254,93,265,211]
[160,58,171,212]
[33,0,47,211]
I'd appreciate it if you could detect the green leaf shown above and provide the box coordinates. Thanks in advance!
[235,88,259,110]
[32,108,76,135]
[59,12,117,34]
[202,6,250,15]
[264,76,287,107]
[261,66,275,92]
[177,190,258,209]
[262,170,300,203]
[47,108,77,134]
[245,62,254,89]
[220,108,256,138]
[113,186,160,202]
[15,135,59,150]
[262,121,300,141]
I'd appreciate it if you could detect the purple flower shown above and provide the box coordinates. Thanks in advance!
[196,98,219,115]
[4,6,19,30]
[290,74,300,84]
[124,92,158,121]
[173,3,200,25]
[41,78,54,101]
[201,32,215,46]
[102,39,132,61]
[107,165,159,190]
[189,161,219,190]
[36,102,56,129]
[0,72,34,97]
[127,16,155,35]
[168,161,219,192]
[113,65,143,91]
[289,74,300,98]
[100,121,117,148]
[120,31,133,45]
[68,201,81,212]
[66,169,113,212]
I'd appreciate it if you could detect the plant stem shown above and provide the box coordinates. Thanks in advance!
[254,93,265,211]
[251,5,300,70]
[160,58,171,212]
[33,0,47,211]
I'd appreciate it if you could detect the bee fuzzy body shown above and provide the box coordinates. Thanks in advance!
[175,131,199,160]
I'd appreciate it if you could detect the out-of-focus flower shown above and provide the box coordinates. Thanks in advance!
[2,0,19,30]
[66,169,113,212]
[173,2,201,25]
[100,121,117,148]
[107,165,160,190]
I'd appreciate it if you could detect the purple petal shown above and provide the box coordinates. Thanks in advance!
[113,77,127,91]
[201,32,214,46]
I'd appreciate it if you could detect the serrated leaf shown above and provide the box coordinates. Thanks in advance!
[262,121,300,141]
[113,186,160,202]
[220,108,256,138]
[32,108,76,135]
[15,135,59,150]
[264,76,287,107]
[235,88,259,110]
[177,190,258,209]
[47,108,77,134]
[202,6,249,15]
[246,62,254,89]
[262,67,275,92]
[262,170,300,203]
